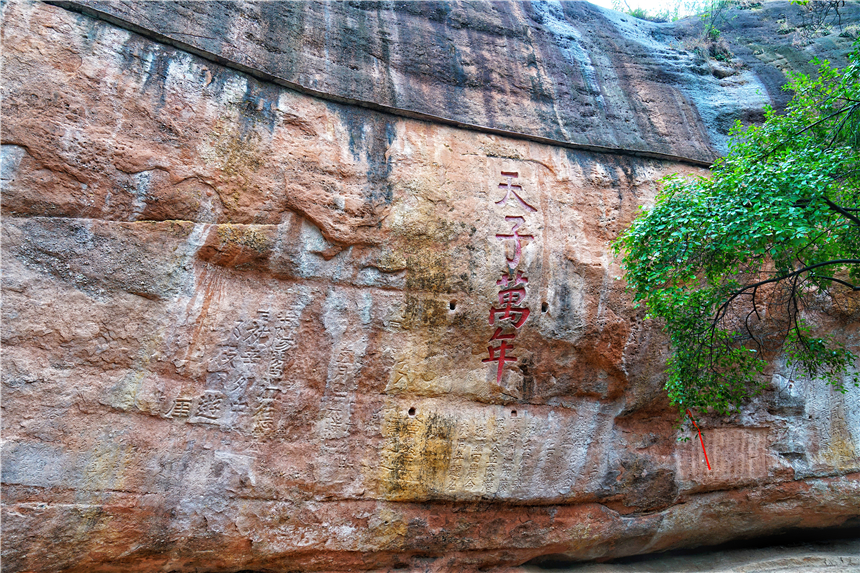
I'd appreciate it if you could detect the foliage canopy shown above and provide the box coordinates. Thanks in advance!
[614,41,860,418]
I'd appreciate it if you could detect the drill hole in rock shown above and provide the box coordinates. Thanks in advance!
[408,407,416,417]
[541,302,548,313]
[449,300,456,311]
[510,409,518,417]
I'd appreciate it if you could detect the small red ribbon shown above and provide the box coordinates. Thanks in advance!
[686,409,711,471]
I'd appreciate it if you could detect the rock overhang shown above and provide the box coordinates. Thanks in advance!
[49,0,859,167]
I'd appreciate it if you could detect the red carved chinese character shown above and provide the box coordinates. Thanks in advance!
[498,287,527,307]
[496,216,534,270]
[489,287,530,328]
[489,327,515,341]
[496,172,537,212]
[482,341,517,383]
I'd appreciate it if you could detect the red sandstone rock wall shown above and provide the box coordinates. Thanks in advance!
[2,1,858,572]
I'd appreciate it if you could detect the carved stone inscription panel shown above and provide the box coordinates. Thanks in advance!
[379,401,606,502]
[159,288,314,438]
[676,428,770,486]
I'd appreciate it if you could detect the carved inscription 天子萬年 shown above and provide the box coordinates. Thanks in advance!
[482,172,537,384]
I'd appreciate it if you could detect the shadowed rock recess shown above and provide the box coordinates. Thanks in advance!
[1,1,859,572]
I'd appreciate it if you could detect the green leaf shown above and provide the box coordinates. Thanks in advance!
[613,39,860,419]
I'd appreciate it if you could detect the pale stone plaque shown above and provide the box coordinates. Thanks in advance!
[676,427,769,485]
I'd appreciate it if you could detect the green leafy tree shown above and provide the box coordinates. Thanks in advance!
[611,0,685,23]
[610,0,724,23]
[614,41,860,420]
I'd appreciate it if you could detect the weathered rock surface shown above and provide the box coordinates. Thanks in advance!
[49,0,860,162]
[1,1,858,572]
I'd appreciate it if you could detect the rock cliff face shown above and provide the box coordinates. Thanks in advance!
[1,1,859,572]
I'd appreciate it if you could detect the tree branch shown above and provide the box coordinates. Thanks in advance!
[827,101,860,148]
[824,198,860,226]
[809,274,860,290]
[712,259,860,327]
[793,103,860,138]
